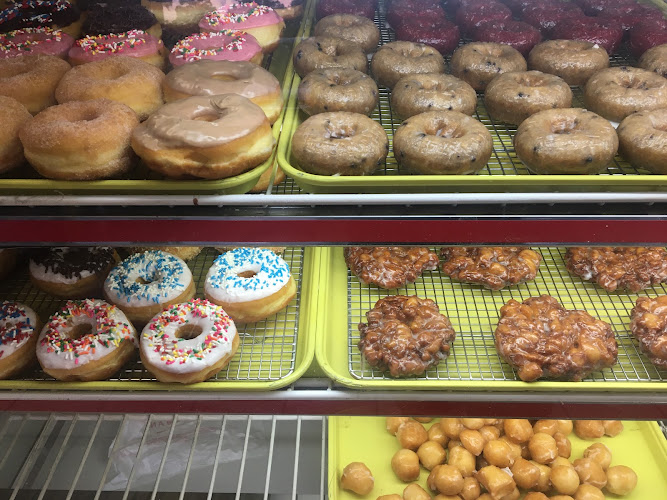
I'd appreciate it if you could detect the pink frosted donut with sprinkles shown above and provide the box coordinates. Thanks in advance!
[36,299,137,381]
[68,29,166,68]
[0,27,73,59]
[140,298,239,384]
[169,30,262,66]
[199,2,285,53]
[0,301,40,379]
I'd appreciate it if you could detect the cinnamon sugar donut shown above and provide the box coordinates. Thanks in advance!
[451,42,527,91]
[297,68,378,116]
[617,109,667,175]
[630,296,667,370]
[293,36,367,78]
[391,73,477,120]
[0,96,31,174]
[528,39,609,86]
[371,41,445,89]
[313,14,379,53]
[344,247,439,289]
[639,44,667,78]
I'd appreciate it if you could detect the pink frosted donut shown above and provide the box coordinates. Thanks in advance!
[169,30,262,67]
[0,27,73,59]
[68,29,165,69]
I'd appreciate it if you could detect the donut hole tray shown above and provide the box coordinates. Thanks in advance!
[315,246,667,391]
[0,247,317,391]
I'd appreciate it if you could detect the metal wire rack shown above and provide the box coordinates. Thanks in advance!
[347,247,667,382]
[0,247,303,386]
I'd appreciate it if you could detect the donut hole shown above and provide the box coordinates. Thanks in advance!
[481,47,505,58]
[65,323,93,339]
[327,74,355,86]
[426,120,465,139]
[325,123,356,139]
[210,74,238,82]
[400,47,428,58]
[516,75,546,87]
[94,65,130,80]
[70,109,103,123]
[238,270,257,278]
[192,113,220,122]
[551,118,579,134]
[619,76,656,90]
[135,276,153,285]
[175,324,203,340]
[2,64,32,78]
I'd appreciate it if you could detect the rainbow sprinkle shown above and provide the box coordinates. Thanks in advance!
[204,2,273,27]
[75,29,148,55]
[208,247,289,292]
[0,27,64,54]
[0,301,34,349]
[171,30,248,62]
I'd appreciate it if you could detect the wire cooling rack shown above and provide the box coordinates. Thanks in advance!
[347,247,667,382]
[0,247,303,385]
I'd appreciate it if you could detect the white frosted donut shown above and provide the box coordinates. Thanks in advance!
[140,299,239,384]
[0,301,40,379]
[37,299,137,381]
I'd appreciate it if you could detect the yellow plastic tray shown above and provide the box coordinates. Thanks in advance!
[315,246,667,391]
[328,417,667,500]
[0,247,318,391]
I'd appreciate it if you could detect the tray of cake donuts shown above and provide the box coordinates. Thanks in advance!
[277,0,667,193]
[0,0,312,194]
[315,246,667,390]
[0,245,317,390]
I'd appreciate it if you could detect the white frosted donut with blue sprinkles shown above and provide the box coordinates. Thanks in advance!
[103,250,196,326]
[204,247,297,323]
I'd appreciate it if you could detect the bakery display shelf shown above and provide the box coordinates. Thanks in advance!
[316,246,667,391]
[0,247,316,391]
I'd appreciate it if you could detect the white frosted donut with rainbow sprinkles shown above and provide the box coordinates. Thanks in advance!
[0,301,41,379]
[169,30,262,66]
[140,299,239,384]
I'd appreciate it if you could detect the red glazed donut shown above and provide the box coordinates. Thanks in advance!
[552,16,623,54]
[630,20,667,58]
[394,18,460,55]
[456,2,512,35]
[521,3,583,36]
[500,0,546,16]
[386,0,446,29]
[598,5,663,35]
[473,20,541,57]
[316,0,376,20]
[574,0,635,17]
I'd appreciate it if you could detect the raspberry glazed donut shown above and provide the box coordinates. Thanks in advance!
[598,4,662,36]
[256,0,304,21]
[55,56,165,120]
[393,18,460,56]
[169,31,262,67]
[297,68,378,116]
[391,73,477,120]
[528,40,608,86]
[584,67,667,123]
[0,0,82,38]
[132,94,274,179]
[104,250,196,327]
[205,247,296,323]
[82,3,161,39]
[640,44,667,79]
[291,112,389,175]
[473,20,541,57]
[316,0,376,20]
[0,95,31,174]
[292,36,367,78]
[514,108,618,174]
[0,302,40,379]
[552,16,623,55]
[629,19,667,58]
[455,1,512,36]
[37,299,137,381]
[451,42,527,91]
[141,299,239,384]
[313,14,379,54]
[387,0,445,29]
[617,109,667,175]
[371,41,445,89]
[68,30,166,69]
[199,3,285,53]
[521,3,583,37]
[0,27,73,59]
[163,60,282,123]
[574,0,635,17]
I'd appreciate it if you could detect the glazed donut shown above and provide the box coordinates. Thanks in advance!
[291,111,389,175]
[68,30,166,69]
[55,56,165,121]
[313,14,379,54]
[249,163,286,192]
[629,20,667,58]
[316,0,376,20]
[387,0,445,29]
[451,42,527,91]
[0,54,70,114]
[521,3,583,36]
[163,60,282,124]
[104,250,195,326]
[391,73,476,120]
[0,95,31,174]
[393,18,460,55]
[292,36,367,78]
[617,109,667,175]
[297,68,378,116]
[0,249,17,280]
[20,98,138,180]
[473,20,541,57]
[584,67,667,122]
[0,27,73,59]
[574,0,634,17]
[344,247,440,289]
[552,16,623,55]
[129,246,202,261]
[142,0,228,30]
[37,299,137,381]
[598,4,662,35]
[371,41,445,89]
[131,94,274,179]
[82,3,161,39]
[140,299,239,384]
[455,1,512,35]
[514,108,618,174]
[169,31,262,67]
[639,44,667,79]
[256,0,304,21]
[484,71,572,126]
[393,110,493,175]
[0,301,40,379]
[528,40,608,86]
[204,247,296,323]
[0,0,82,38]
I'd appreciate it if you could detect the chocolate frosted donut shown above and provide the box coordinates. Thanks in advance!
[0,0,81,37]
[297,68,378,116]
[391,73,477,120]
[313,14,379,53]
[371,41,445,89]
[617,109,667,175]
[451,42,527,91]
[528,39,609,86]
[293,36,367,78]
[639,44,667,79]
[82,4,160,39]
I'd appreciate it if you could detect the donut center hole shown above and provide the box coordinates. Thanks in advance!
[96,67,129,80]
[427,122,464,139]
[328,75,354,86]
[210,74,238,81]
[66,323,93,339]
[174,324,203,340]
[135,277,153,285]
[192,113,220,122]
[237,270,257,278]
[654,122,667,132]
[516,76,544,87]
[72,110,102,122]
[3,65,31,77]
[551,118,579,134]
[325,124,355,139]
[620,77,657,90]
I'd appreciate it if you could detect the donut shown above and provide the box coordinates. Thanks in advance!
[248,163,285,192]
[292,36,367,78]
[256,0,304,21]
[0,95,31,174]
[68,30,166,69]
[598,4,663,35]
[639,44,667,79]
[617,109,667,175]
[199,3,285,53]
[169,31,262,67]
[291,111,388,175]
[316,0,375,20]
[297,68,378,116]
[0,27,74,59]
[82,3,161,39]
[451,42,527,91]
[0,301,40,379]
[551,16,623,55]
[0,0,82,38]
[19,98,139,180]
[472,20,541,57]
[0,54,70,114]
[583,67,667,123]
[55,56,165,121]
[204,247,296,323]
[344,247,440,289]
[393,18,460,56]
[455,1,512,36]
[142,0,228,30]
[484,71,572,126]
[0,249,17,280]
[37,299,137,381]
[528,40,609,86]
[387,0,445,29]
[129,246,202,261]
[104,250,195,326]
[630,21,667,59]
[131,94,274,179]
[521,3,583,36]
[313,14,379,54]
[574,0,635,17]
[630,296,667,370]
[393,110,493,175]
[514,108,618,175]
[371,41,445,89]
[140,299,239,384]
[390,73,477,120]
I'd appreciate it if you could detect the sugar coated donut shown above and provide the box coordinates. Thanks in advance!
[0,27,73,59]
[371,41,445,89]
[451,42,526,91]
[0,0,82,38]
[163,60,282,123]
[256,0,304,21]
[140,298,239,384]
[0,301,40,379]
[293,36,367,78]
[37,299,137,381]
[528,39,608,86]
[0,95,31,173]
[639,44,667,79]
[205,247,296,323]
[391,73,477,120]
[297,68,378,116]
[68,29,165,69]
[617,109,667,175]
[169,31,262,67]
[313,14,379,54]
